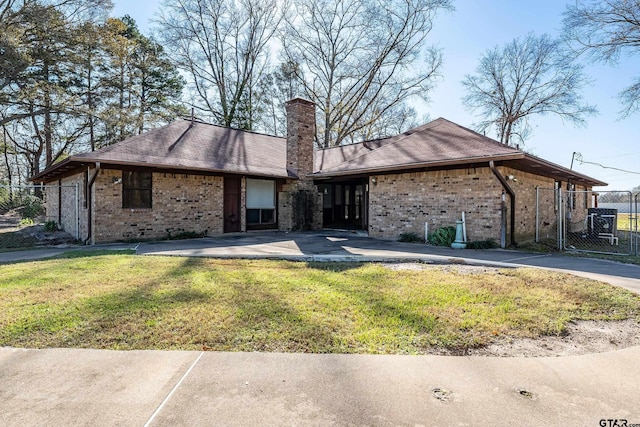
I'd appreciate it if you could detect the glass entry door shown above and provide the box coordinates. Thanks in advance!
[318,180,367,229]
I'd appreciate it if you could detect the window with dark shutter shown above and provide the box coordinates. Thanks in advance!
[122,171,152,209]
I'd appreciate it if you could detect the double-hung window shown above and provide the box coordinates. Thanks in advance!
[122,171,152,209]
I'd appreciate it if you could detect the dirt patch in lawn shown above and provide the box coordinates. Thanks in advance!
[0,211,77,249]
[384,263,640,357]
[467,319,640,357]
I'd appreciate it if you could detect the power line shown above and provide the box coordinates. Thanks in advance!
[574,153,640,175]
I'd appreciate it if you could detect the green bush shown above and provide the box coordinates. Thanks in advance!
[165,231,206,240]
[0,186,10,211]
[19,218,34,227]
[466,239,499,249]
[44,220,58,232]
[427,226,456,247]
[398,231,424,243]
[20,196,44,219]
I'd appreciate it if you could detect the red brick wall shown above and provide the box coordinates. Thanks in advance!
[497,166,555,243]
[367,165,585,245]
[279,98,323,231]
[92,169,224,243]
[368,167,503,241]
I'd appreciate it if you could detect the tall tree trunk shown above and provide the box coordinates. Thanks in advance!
[28,102,44,177]
[88,54,95,151]
[44,61,53,167]
[2,127,13,204]
[137,72,146,134]
[118,62,125,141]
[323,100,331,149]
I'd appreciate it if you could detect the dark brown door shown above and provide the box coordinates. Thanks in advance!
[224,176,241,233]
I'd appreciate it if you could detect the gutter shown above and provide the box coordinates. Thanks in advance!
[84,162,100,245]
[313,153,525,178]
[523,153,607,187]
[489,160,516,248]
[35,157,292,181]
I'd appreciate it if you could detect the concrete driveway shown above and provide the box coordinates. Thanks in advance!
[2,230,639,292]
[1,230,639,426]
[134,230,640,293]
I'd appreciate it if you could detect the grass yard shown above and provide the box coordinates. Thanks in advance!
[0,252,638,354]
[617,213,638,232]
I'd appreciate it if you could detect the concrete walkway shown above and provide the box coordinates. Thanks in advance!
[1,231,639,426]
[2,346,639,426]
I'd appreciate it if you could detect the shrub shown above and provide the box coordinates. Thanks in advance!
[398,231,424,243]
[466,239,499,249]
[44,220,58,232]
[166,231,206,240]
[19,218,34,227]
[427,226,456,246]
[0,186,10,213]
[20,196,44,219]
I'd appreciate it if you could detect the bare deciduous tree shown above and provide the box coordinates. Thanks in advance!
[282,0,451,148]
[562,0,640,117]
[255,60,305,136]
[462,33,597,147]
[157,0,287,129]
[1,3,183,184]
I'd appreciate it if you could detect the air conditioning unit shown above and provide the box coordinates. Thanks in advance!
[587,208,617,236]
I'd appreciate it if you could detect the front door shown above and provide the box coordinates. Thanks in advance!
[318,180,367,229]
[224,176,241,233]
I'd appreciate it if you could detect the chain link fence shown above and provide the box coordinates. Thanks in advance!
[0,184,79,250]
[534,187,561,251]
[536,188,637,256]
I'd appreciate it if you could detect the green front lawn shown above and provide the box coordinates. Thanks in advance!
[1,253,638,353]
[618,213,638,232]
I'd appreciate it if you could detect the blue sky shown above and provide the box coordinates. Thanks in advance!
[113,0,640,192]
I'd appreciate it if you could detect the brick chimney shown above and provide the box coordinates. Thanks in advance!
[278,98,322,231]
[285,97,315,185]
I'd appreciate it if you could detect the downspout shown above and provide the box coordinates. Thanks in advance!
[84,162,100,245]
[489,161,517,247]
[58,179,62,225]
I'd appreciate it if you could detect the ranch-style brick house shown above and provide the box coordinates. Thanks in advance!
[32,98,605,246]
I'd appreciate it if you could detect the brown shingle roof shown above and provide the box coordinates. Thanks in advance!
[33,120,289,182]
[313,118,605,186]
[314,118,523,176]
[32,116,606,187]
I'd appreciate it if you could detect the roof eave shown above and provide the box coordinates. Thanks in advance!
[31,157,293,182]
[521,154,607,187]
[30,157,89,183]
[311,153,526,178]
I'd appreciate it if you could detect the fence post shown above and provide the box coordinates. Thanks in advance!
[500,192,507,248]
[535,187,539,243]
[75,183,80,241]
[634,193,640,256]
[557,188,563,250]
